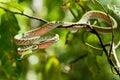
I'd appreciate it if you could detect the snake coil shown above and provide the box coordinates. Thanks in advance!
[14,10,117,54]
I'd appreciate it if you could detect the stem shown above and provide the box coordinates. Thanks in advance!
[95,0,114,58]
[115,41,120,49]
[69,8,79,21]
[111,43,120,68]
[69,53,88,65]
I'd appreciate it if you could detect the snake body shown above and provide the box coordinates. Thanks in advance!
[14,22,61,54]
[62,11,117,33]
[14,11,117,54]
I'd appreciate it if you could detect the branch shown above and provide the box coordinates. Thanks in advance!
[69,53,88,65]
[69,8,79,21]
[95,0,115,61]
[61,23,120,75]
[111,43,120,68]
[115,41,120,49]
[87,25,120,75]
[0,7,48,23]
[62,53,88,73]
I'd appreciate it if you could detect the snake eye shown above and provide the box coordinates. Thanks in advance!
[32,45,38,50]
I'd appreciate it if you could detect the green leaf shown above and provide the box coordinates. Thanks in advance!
[0,2,24,12]
[107,4,120,17]
[45,56,60,73]
[0,12,20,79]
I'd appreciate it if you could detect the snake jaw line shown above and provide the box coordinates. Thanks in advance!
[14,33,23,39]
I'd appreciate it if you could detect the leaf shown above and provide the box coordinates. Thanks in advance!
[0,12,20,79]
[65,31,74,44]
[84,32,103,56]
[0,1,24,12]
[107,4,120,16]
[0,13,20,52]
[45,56,60,73]
[85,32,100,46]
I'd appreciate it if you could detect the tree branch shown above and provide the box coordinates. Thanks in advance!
[61,23,120,76]
[0,7,48,23]
[115,41,120,49]
[111,43,120,68]
[87,25,120,76]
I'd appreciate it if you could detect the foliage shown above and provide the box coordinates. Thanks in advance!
[0,0,120,80]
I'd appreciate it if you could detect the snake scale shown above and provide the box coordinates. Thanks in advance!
[14,10,117,55]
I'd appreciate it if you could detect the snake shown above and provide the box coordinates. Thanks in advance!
[14,10,117,55]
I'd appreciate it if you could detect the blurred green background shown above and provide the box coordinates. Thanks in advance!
[0,0,120,80]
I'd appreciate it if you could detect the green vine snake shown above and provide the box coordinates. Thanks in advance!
[14,10,117,56]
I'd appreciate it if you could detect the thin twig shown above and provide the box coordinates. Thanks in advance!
[75,0,87,12]
[0,7,48,23]
[69,53,88,65]
[94,1,117,72]
[86,25,120,75]
[111,43,120,68]
[115,41,120,49]
[95,0,107,12]
[95,0,115,59]
[85,42,103,50]
[69,8,79,21]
